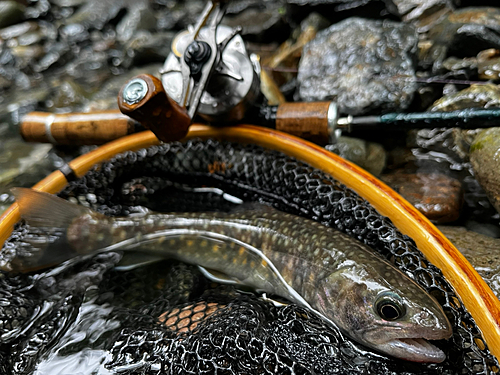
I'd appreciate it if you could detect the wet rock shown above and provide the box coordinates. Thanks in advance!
[381,172,463,223]
[49,79,91,110]
[422,7,500,70]
[325,136,386,176]
[156,0,205,31]
[64,0,126,30]
[123,31,175,67]
[63,49,112,89]
[477,49,500,80]
[430,83,500,111]
[24,0,50,20]
[0,21,38,41]
[0,137,53,187]
[286,0,372,6]
[59,23,89,44]
[440,56,478,79]
[0,2,25,29]
[465,220,500,238]
[470,128,500,214]
[223,2,289,42]
[438,226,500,298]
[420,83,499,161]
[406,84,500,173]
[0,85,51,125]
[33,42,71,73]
[297,17,418,115]
[386,0,455,23]
[116,3,156,43]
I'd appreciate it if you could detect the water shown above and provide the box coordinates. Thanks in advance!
[34,291,119,375]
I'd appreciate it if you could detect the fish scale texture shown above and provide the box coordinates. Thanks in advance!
[0,139,498,374]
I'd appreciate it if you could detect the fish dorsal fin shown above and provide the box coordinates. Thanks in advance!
[11,188,95,229]
[197,266,246,286]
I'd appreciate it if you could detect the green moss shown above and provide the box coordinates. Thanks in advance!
[470,140,485,153]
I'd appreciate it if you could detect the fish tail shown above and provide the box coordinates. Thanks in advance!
[2,188,97,273]
[11,188,93,230]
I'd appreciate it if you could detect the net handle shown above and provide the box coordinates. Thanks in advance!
[1,124,499,361]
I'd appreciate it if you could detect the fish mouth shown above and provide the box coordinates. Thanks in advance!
[376,337,446,363]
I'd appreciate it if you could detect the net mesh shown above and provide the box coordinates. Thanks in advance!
[0,139,498,374]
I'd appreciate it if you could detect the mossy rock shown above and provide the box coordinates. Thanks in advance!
[470,128,500,213]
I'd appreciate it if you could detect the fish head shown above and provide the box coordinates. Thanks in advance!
[315,263,452,363]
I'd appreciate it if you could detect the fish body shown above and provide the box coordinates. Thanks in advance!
[7,188,452,363]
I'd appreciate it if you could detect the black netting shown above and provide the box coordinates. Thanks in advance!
[0,139,498,374]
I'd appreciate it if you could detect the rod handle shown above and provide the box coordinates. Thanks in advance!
[118,74,192,143]
[275,102,331,145]
[20,110,142,145]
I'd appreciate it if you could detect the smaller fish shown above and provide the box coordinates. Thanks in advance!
[5,188,453,363]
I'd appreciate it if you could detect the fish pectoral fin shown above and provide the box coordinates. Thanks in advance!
[198,266,246,286]
[115,252,165,271]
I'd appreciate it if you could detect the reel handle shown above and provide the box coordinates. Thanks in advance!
[118,74,192,143]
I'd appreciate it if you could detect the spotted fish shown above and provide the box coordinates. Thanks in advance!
[6,188,452,363]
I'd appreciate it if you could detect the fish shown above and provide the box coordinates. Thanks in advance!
[6,188,452,363]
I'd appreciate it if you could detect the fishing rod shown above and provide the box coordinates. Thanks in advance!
[19,0,500,146]
[21,103,500,146]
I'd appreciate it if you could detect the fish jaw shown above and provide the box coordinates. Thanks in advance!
[358,305,453,363]
[368,337,446,363]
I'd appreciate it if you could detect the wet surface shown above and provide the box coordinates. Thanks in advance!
[297,17,418,115]
[1,0,500,373]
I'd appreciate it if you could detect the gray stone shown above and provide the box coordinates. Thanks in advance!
[438,226,500,298]
[477,49,500,81]
[287,0,371,6]
[325,136,386,176]
[422,7,500,70]
[223,2,289,42]
[116,3,156,43]
[297,17,418,115]
[0,2,25,29]
[470,128,500,214]
[430,83,500,112]
[385,0,455,22]
[406,84,500,173]
[0,137,53,187]
[123,31,175,67]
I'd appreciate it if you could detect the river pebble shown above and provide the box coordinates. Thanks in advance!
[382,172,463,223]
[439,226,500,298]
[470,128,500,214]
[297,17,418,115]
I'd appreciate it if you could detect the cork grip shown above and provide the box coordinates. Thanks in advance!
[118,74,191,143]
[276,102,330,145]
[20,110,139,145]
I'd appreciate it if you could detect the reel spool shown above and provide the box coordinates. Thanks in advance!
[160,25,261,123]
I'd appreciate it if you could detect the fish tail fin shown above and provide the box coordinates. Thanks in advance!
[4,188,96,273]
[11,188,93,230]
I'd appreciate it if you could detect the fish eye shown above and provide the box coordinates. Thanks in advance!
[375,292,406,321]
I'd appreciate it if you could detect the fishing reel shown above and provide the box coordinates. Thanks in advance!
[160,20,261,123]
[116,0,340,144]
[118,0,265,142]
